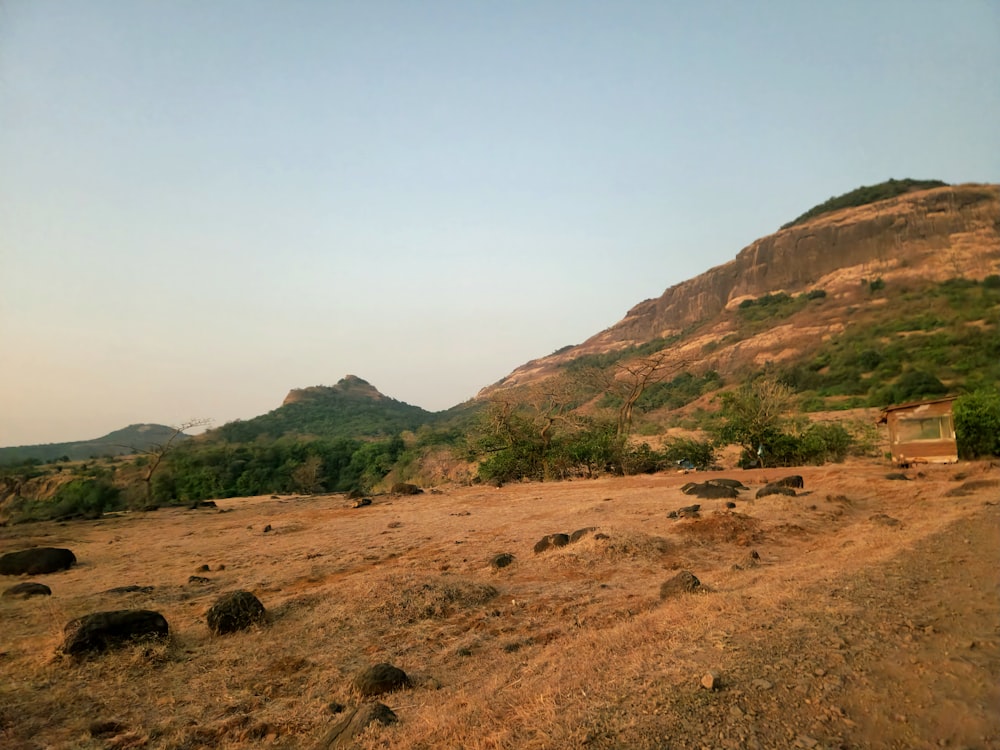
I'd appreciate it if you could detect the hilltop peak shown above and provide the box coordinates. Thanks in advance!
[282,376,387,406]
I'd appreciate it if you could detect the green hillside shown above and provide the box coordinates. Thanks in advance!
[210,375,437,442]
[0,424,188,466]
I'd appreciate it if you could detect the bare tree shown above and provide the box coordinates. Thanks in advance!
[121,419,212,505]
[611,351,688,439]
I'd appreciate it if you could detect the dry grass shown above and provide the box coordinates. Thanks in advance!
[1,460,998,749]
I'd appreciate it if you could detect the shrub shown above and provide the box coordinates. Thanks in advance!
[953,389,1000,458]
[12,479,123,523]
[660,438,716,470]
[50,479,122,519]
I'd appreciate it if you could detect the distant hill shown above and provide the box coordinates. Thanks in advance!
[0,424,189,465]
[484,182,1000,414]
[210,375,437,442]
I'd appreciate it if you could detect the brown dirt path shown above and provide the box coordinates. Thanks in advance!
[584,503,1000,750]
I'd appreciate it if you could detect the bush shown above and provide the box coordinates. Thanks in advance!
[660,438,716,470]
[739,423,854,468]
[50,479,122,519]
[12,479,123,523]
[953,389,1000,458]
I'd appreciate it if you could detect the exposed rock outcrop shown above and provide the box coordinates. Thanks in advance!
[484,184,1000,392]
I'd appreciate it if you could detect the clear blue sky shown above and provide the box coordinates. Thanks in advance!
[1,1,998,446]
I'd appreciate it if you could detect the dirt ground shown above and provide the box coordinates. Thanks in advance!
[1,460,997,749]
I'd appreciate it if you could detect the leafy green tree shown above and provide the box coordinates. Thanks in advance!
[714,377,794,467]
[953,388,1000,458]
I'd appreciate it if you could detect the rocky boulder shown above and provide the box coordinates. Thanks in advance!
[62,610,169,655]
[206,590,266,634]
[313,702,398,749]
[352,663,411,697]
[659,571,702,599]
[3,582,52,599]
[0,547,76,575]
[533,533,570,554]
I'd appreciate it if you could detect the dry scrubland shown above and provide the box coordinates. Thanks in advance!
[1,462,998,750]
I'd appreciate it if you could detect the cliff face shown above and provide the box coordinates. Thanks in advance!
[487,184,1000,392]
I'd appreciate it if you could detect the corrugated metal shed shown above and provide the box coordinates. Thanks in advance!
[878,397,958,466]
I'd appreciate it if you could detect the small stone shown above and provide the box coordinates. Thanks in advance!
[796,736,818,749]
[3,582,52,599]
[729,705,744,718]
[262,524,272,533]
[489,552,515,569]
[352,663,411,697]
[660,571,701,599]
[751,679,773,690]
[701,670,722,690]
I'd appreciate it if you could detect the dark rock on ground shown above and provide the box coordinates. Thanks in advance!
[89,720,127,737]
[0,547,76,576]
[659,570,702,599]
[105,585,155,595]
[62,610,169,655]
[593,532,610,540]
[313,702,397,749]
[533,533,571,553]
[756,485,797,499]
[3,582,52,599]
[569,527,597,542]
[885,472,911,480]
[262,524,272,533]
[352,663,411,697]
[870,513,901,527]
[772,475,805,489]
[725,501,737,509]
[352,497,372,508]
[188,576,211,584]
[490,552,515,569]
[206,590,266,634]
[683,483,739,499]
[390,483,423,495]
[707,478,748,489]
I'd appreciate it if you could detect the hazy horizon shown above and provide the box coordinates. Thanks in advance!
[2,1,998,447]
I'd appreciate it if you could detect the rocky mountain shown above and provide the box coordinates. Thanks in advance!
[210,375,436,442]
[0,424,188,465]
[486,182,1000,394]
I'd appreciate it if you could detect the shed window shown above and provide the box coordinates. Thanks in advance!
[895,416,951,442]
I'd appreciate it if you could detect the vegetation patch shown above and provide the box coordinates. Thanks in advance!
[780,178,948,229]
